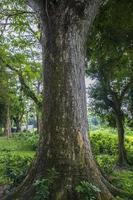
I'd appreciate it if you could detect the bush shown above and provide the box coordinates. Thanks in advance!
[90,131,117,155]
[75,181,101,200]
[90,129,133,165]
[0,151,33,187]
[14,131,39,150]
[33,168,58,200]
[96,155,116,174]
[111,170,133,194]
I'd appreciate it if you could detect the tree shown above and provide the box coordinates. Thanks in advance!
[0,0,42,109]
[0,65,12,137]
[88,64,133,167]
[86,0,133,168]
[0,2,43,133]
[1,0,117,200]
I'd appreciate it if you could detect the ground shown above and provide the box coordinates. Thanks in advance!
[0,129,133,199]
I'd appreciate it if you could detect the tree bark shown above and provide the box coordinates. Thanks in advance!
[2,1,114,200]
[16,120,21,132]
[115,111,127,167]
[4,104,12,138]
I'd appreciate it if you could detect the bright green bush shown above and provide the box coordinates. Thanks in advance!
[96,155,116,174]
[90,132,117,155]
[90,129,133,160]
[90,129,133,174]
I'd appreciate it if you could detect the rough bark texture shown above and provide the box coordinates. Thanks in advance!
[2,1,114,200]
[115,111,127,167]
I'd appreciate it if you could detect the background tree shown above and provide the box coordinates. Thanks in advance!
[86,0,133,167]
[0,0,43,133]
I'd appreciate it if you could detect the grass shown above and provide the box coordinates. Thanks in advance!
[90,128,133,199]
[0,136,35,151]
[0,128,133,199]
[0,135,35,185]
[112,170,133,194]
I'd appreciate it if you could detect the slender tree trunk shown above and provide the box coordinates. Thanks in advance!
[14,118,21,132]
[115,112,127,167]
[16,124,21,132]
[2,1,114,200]
[26,112,29,131]
[4,105,12,138]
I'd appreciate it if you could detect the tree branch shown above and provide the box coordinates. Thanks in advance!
[120,81,132,101]
[0,58,42,109]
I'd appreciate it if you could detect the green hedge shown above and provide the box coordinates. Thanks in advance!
[90,129,133,174]
[90,130,133,157]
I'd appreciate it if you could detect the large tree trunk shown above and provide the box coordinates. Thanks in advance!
[2,1,114,200]
[4,104,12,138]
[115,112,127,167]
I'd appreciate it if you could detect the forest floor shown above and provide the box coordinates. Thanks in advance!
[90,128,133,199]
[0,129,133,199]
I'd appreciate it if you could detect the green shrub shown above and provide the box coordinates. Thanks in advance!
[75,181,101,200]
[0,152,33,187]
[33,168,58,200]
[90,130,133,165]
[111,170,133,194]
[14,131,39,150]
[96,155,116,174]
[90,132,117,155]
[33,179,50,200]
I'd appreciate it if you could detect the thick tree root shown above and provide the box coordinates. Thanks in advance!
[1,155,132,200]
[101,176,133,199]
[1,170,114,200]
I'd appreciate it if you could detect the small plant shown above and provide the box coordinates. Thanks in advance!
[96,154,116,174]
[33,178,50,200]
[75,181,101,200]
[14,131,39,150]
[4,153,33,187]
[33,168,58,200]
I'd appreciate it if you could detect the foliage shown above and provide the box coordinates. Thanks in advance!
[112,170,133,194]
[0,134,35,185]
[75,181,101,200]
[90,128,133,173]
[14,131,39,150]
[0,134,37,151]
[0,151,34,186]
[90,129,117,155]
[0,0,42,132]
[33,169,58,200]
[4,153,32,188]
[90,128,133,200]
[86,0,133,127]
[90,129,133,157]
[96,155,116,174]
